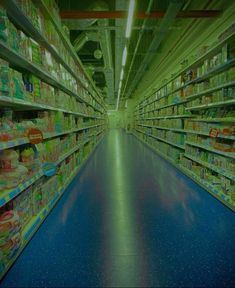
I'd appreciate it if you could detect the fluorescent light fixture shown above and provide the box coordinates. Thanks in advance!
[116,89,121,110]
[120,69,124,81]
[119,80,122,90]
[122,46,127,67]
[125,0,135,38]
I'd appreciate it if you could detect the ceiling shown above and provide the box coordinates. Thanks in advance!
[55,0,224,110]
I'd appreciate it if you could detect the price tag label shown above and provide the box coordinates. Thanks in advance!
[42,162,57,177]
[27,128,43,144]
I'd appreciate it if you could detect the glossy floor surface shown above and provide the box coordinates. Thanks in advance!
[2,130,235,287]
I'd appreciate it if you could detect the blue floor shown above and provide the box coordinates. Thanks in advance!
[2,129,235,287]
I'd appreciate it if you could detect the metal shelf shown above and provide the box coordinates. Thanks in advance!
[184,153,235,181]
[138,124,186,133]
[135,129,185,150]
[179,165,235,211]
[137,32,235,110]
[149,134,185,150]
[0,124,103,151]
[2,1,83,88]
[186,99,235,111]
[190,117,235,123]
[139,99,189,115]
[137,124,235,140]
[185,141,235,159]
[2,0,105,110]
[138,57,235,111]
[0,138,95,208]
[184,129,235,140]
[0,95,102,119]
[0,171,43,208]
[0,134,105,281]
[0,41,92,105]
[143,114,193,120]
[133,132,235,212]
[195,57,235,83]
[34,0,105,109]
[139,57,235,112]
[186,80,235,101]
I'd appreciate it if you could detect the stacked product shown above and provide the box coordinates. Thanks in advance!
[0,0,106,279]
[181,155,235,201]
[186,133,235,152]
[0,57,103,118]
[185,119,235,136]
[0,149,28,190]
[0,59,9,96]
[10,187,33,229]
[133,23,235,209]
[0,210,21,268]
[16,0,88,88]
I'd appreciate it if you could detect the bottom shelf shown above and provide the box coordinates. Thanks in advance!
[132,131,235,212]
[0,134,105,280]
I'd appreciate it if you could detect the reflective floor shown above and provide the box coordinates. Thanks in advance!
[2,129,235,287]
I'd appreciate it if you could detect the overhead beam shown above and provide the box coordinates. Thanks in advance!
[62,24,181,31]
[60,10,221,19]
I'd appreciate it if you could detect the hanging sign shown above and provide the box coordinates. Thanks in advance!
[209,128,219,138]
[27,128,43,144]
[42,162,57,177]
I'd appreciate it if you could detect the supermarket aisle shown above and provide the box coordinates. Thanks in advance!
[2,129,235,287]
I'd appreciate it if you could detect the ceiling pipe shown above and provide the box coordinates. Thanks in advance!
[72,1,114,100]
[125,0,185,99]
[60,10,221,19]
[122,0,154,100]
[115,0,126,94]
[97,16,114,99]
[73,32,99,51]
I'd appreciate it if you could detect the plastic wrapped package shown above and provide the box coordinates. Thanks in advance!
[9,69,25,99]
[0,210,21,263]
[10,186,33,228]
[0,59,10,96]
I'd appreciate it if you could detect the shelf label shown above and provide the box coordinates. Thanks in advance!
[42,162,57,177]
[209,128,219,138]
[27,128,43,144]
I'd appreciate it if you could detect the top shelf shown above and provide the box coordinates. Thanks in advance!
[138,30,235,108]
[34,0,105,108]
[2,0,105,110]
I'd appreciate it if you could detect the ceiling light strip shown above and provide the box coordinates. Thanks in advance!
[125,0,135,38]
[122,46,127,67]
[116,0,135,110]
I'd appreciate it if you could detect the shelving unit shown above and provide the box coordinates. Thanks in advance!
[33,0,103,106]
[1,0,105,110]
[0,95,104,118]
[186,99,235,110]
[0,128,106,210]
[140,114,193,120]
[133,29,235,211]
[0,0,107,279]
[0,135,104,280]
[0,41,103,113]
[0,124,103,151]
[185,141,235,159]
[136,129,185,150]
[133,131,235,212]
[184,153,235,181]
[135,31,235,111]
[137,124,235,140]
